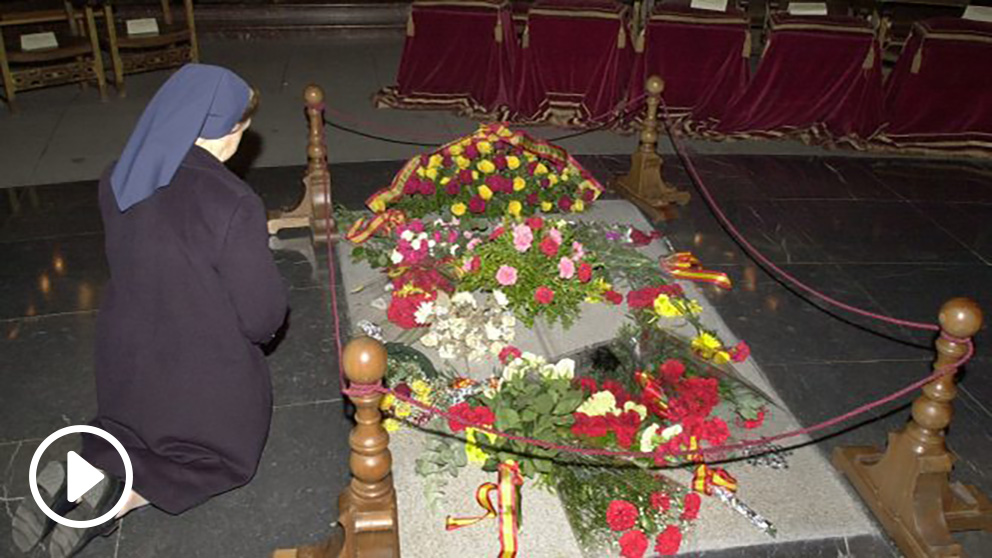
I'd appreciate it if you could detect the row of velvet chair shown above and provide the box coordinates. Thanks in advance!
[0,0,197,111]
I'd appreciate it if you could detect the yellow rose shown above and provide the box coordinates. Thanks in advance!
[478,185,494,200]
[449,144,464,156]
[477,141,493,155]
[534,163,549,175]
[428,154,443,168]
[440,176,451,185]
[456,156,471,169]
[506,156,521,170]
[561,170,570,181]
[654,294,682,318]
[369,199,386,213]
[472,170,479,181]
[451,203,467,216]
[507,200,522,217]
[541,201,553,212]
[571,199,585,213]
[383,418,400,432]
[425,167,438,180]
[548,174,558,185]
[478,160,496,174]
[513,177,526,191]
[416,167,426,177]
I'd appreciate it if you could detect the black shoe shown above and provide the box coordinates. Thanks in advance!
[47,474,124,558]
[11,461,78,552]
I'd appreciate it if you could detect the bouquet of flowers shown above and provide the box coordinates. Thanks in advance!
[458,217,623,328]
[364,124,604,219]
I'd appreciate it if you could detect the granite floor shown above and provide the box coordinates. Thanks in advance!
[1,32,991,558]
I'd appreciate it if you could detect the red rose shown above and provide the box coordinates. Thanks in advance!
[442,154,453,167]
[558,196,573,211]
[604,290,623,305]
[650,491,671,512]
[582,188,596,202]
[446,181,461,196]
[458,169,474,184]
[403,179,420,196]
[469,196,486,214]
[420,180,436,196]
[539,236,559,257]
[577,262,592,283]
[465,143,479,159]
[494,154,508,170]
[525,193,540,206]
[659,359,685,384]
[681,493,701,521]
[498,345,522,364]
[619,529,648,558]
[526,216,544,230]
[534,286,555,305]
[654,526,682,556]
[576,377,597,393]
[605,500,639,532]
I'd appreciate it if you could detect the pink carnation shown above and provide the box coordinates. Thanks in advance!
[512,224,533,253]
[496,265,518,286]
[558,257,575,279]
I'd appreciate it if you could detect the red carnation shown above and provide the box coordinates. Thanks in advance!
[458,169,474,184]
[494,154,508,170]
[403,179,421,196]
[604,290,623,305]
[602,380,629,405]
[539,236,559,257]
[464,143,479,159]
[446,181,461,196]
[739,408,767,430]
[606,500,639,532]
[582,188,596,202]
[619,529,649,558]
[525,193,540,206]
[558,196,573,211]
[447,402,495,433]
[419,180,436,196]
[577,262,592,283]
[386,294,428,330]
[576,377,597,393]
[498,345,522,364]
[729,340,751,363]
[650,491,671,512]
[659,359,685,384]
[468,196,487,214]
[654,526,682,556]
[442,154,453,167]
[571,412,611,438]
[681,493,701,521]
[608,410,642,449]
[526,216,544,230]
[534,286,555,305]
[627,287,662,309]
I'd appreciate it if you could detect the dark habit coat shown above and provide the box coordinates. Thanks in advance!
[82,145,289,514]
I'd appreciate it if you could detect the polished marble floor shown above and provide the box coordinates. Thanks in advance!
[1,148,991,557]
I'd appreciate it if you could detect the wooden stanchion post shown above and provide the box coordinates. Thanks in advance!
[834,298,992,557]
[267,84,336,244]
[273,336,400,558]
[610,75,690,222]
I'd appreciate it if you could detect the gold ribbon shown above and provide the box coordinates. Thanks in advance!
[662,252,732,290]
[345,209,406,244]
[692,463,738,495]
[446,461,523,557]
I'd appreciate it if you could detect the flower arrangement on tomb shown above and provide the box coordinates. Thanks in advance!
[363,124,605,219]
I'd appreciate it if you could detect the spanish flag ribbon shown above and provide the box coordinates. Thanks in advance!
[634,371,669,418]
[345,209,406,244]
[446,461,523,558]
[662,252,732,290]
[692,464,738,496]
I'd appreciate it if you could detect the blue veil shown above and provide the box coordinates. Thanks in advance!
[110,64,251,211]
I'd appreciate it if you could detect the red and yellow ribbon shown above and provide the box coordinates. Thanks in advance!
[345,208,406,243]
[692,464,738,495]
[634,371,669,418]
[446,461,524,557]
[662,252,732,290]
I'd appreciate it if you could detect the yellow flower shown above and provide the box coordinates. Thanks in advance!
[541,201,553,212]
[571,199,585,213]
[654,294,682,318]
[451,203,467,216]
[561,170,570,181]
[465,428,495,464]
[524,152,537,162]
[497,127,513,138]
[507,200,522,217]
[687,300,703,315]
[477,141,493,155]
[478,160,496,174]
[440,176,452,185]
[428,154,443,168]
[507,156,521,170]
[713,351,731,365]
[548,174,558,185]
[425,167,438,180]
[472,170,480,181]
[449,144,464,156]
[394,401,413,418]
[369,199,386,213]
[456,156,471,169]
[513,177,526,191]
[416,167,426,177]
[534,163,549,175]
[692,332,723,358]
[380,392,395,411]
[383,418,400,432]
[478,185,494,200]
[411,379,433,403]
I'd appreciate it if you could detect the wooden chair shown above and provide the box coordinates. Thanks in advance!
[0,1,107,111]
[101,0,199,96]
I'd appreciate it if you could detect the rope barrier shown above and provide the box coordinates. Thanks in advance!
[319,98,976,467]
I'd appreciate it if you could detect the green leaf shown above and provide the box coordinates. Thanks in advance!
[553,391,584,415]
[533,393,555,415]
[496,407,521,429]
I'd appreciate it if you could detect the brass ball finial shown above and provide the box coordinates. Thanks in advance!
[646,75,665,96]
[343,336,388,384]
[304,84,325,106]
[938,297,983,339]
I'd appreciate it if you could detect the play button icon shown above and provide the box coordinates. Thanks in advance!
[29,425,133,529]
[66,451,105,504]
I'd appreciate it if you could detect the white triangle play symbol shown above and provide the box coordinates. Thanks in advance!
[66,451,104,503]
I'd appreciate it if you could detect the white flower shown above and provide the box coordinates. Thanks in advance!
[489,342,504,355]
[485,322,503,341]
[449,318,467,337]
[623,401,648,420]
[576,390,617,416]
[501,314,516,329]
[452,292,476,307]
[640,424,661,452]
[660,424,683,442]
[428,240,436,248]
[552,358,575,380]
[411,238,422,251]
[400,230,415,241]
[438,344,457,359]
[450,245,460,256]
[390,250,404,264]
[414,301,434,325]
[420,332,439,348]
[493,290,509,307]
[502,363,525,382]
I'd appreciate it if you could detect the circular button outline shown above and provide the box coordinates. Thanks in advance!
[28,425,133,529]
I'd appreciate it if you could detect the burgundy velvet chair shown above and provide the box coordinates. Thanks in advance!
[876,17,992,155]
[513,0,634,127]
[374,0,519,119]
